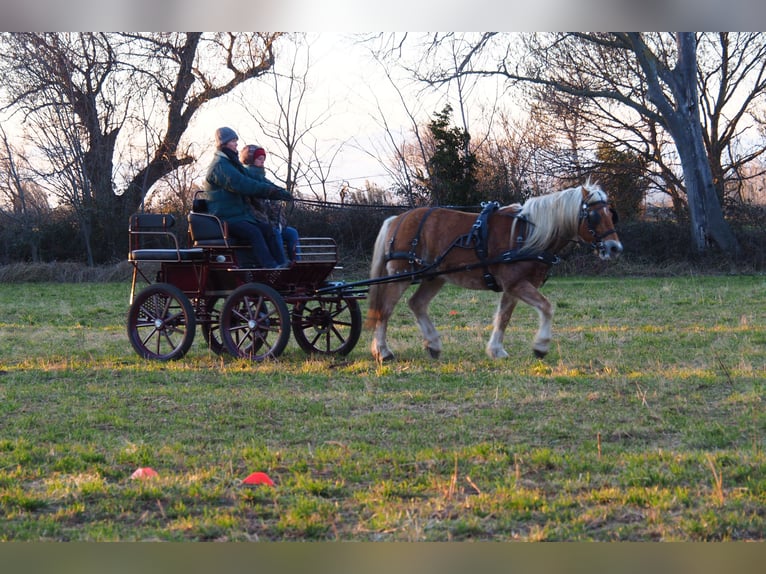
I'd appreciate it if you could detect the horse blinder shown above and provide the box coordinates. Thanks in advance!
[581,201,620,256]
[587,205,619,227]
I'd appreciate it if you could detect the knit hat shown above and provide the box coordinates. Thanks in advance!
[239,144,266,165]
[215,126,238,147]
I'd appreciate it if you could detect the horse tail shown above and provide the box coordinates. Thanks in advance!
[365,215,396,329]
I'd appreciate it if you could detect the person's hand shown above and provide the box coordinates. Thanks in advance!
[275,187,293,201]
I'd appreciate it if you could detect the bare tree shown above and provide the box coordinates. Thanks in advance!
[0,32,283,263]
[237,34,337,200]
[401,32,747,257]
[697,33,766,207]
[474,110,558,203]
[297,137,344,202]
[529,33,766,218]
[37,102,107,263]
[0,123,50,262]
[351,39,438,207]
[144,160,206,216]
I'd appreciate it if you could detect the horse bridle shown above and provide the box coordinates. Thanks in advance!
[580,201,619,250]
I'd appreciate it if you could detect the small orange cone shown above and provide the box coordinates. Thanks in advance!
[131,467,159,480]
[242,471,274,486]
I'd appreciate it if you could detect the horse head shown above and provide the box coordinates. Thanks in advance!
[578,185,623,260]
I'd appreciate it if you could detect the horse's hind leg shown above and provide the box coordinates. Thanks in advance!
[486,290,518,359]
[369,281,410,363]
[408,278,445,359]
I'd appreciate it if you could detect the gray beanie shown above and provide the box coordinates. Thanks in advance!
[215,126,238,147]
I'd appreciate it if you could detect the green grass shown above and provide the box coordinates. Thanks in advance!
[0,275,764,540]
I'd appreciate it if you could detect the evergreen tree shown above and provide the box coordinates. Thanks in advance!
[426,104,478,207]
[595,143,648,222]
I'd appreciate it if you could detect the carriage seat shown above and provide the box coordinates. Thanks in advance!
[129,248,205,262]
[188,198,246,248]
[128,213,204,262]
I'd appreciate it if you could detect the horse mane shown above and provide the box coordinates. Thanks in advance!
[515,181,608,254]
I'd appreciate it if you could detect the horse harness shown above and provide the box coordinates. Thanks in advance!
[580,200,619,247]
[385,202,559,292]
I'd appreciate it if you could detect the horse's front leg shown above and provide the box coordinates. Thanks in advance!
[486,290,518,359]
[408,278,445,359]
[512,280,553,358]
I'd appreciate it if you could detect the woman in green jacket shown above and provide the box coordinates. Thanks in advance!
[203,127,292,269]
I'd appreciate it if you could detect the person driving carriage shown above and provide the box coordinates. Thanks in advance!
[202,127,292,269]
[239,144,300,263]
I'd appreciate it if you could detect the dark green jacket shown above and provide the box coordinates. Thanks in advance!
[244,165,286,227]
[203,150,289,224]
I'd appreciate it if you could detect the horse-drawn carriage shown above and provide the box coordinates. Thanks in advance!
[127,182,622,363]
[126,197,365,361]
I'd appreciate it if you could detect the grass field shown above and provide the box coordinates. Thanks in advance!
[0,274,764,541]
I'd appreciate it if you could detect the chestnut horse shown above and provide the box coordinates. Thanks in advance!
[365,182,622,362]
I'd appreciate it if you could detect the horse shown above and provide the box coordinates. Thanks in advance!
[365,181,623,362]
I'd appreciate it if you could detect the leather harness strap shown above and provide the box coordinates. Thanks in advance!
[385,203,557,291]
[466,202,502,291]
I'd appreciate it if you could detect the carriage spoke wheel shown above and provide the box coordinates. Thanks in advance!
[220,283,290,361]
[291,295,362,356]
[127,283,196,361]
[201,296,226,355]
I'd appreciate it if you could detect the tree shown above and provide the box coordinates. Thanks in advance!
[426,104,478,206]
[697,33,766,208]
[594,142,647,221]
[237,34,335,199]
[355,37,436,208]
[626,33,738,255]
[476,108,574,203]
[363,33,507,208]
[407,32,744,257]
[0,32,283,263]
[0,124,50,262]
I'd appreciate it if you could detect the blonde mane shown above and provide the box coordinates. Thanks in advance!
[514,182,609,254]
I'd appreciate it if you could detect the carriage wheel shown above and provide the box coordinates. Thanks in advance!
[201,297,226,355]
[127,283,196,361]
[291,295,362,356]
[220,283,290,361]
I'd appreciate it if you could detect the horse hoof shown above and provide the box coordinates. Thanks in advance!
[427,347,441,359]
[488,348,509,359]
[533,349,548,359]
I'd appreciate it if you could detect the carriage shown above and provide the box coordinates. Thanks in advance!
[127,182,622,363]
[126,196,366,361]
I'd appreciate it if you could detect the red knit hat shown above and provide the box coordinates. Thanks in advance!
[240,145,267,165]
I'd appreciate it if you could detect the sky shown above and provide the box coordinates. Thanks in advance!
[188,33,458,198]
[5,4,766,201]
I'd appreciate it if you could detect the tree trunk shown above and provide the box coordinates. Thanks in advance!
[681,145,739,257]
[668,119,741,257]
[658,34,741,258]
